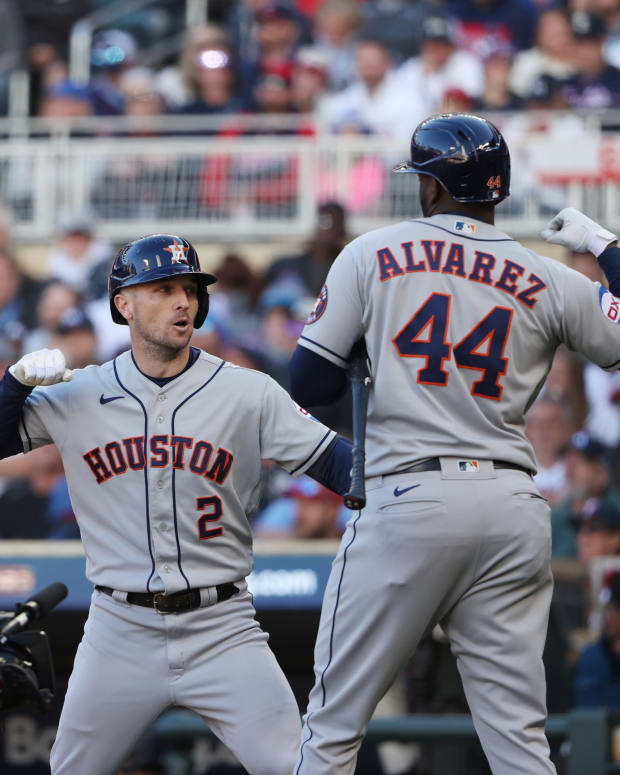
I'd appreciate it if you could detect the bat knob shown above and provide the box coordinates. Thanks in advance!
[343,494,366,510]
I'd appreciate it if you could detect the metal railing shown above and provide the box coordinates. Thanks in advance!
[0,115,617,243]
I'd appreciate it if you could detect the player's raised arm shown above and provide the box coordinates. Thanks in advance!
[0,349,72,459]
[541,209,620,369]
[542,207,620,295]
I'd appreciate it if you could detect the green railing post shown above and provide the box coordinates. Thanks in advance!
[566,708,608,775]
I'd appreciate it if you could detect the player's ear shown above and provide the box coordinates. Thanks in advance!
[428,177,443,208]
[114,290,133,323]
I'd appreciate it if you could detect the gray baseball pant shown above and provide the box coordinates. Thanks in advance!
[50,582,300,775]
[295,460,556,775]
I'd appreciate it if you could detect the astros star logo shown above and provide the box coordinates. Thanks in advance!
[164,239,189,264]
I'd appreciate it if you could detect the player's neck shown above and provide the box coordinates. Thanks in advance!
[130,340,192,378]
[432,204,495,225]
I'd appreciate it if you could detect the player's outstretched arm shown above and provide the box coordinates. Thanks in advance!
[541,207,617,256]
[9,348,73,387]
[0,349,72,459]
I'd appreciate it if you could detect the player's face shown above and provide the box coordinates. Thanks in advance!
[121,276,199,356]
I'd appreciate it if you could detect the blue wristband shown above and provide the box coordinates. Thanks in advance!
[598,245,620,297]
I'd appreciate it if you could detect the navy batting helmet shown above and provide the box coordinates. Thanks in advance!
[108,234,217,328]
[393,113,510,204]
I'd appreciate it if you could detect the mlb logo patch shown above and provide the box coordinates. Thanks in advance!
[458,459,480,472]
[455,220,476,235]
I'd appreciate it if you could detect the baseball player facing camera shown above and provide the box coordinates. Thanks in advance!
[289,113,620,774]
[0,234,352,775]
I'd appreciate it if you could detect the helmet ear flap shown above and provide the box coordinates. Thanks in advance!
[194,285,210,329]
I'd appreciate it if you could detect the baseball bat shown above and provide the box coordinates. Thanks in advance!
[343,338,371,510]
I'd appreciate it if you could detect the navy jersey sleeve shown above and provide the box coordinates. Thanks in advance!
[289,345,348,407]
[598,245,620,296]
[0,370,33,458]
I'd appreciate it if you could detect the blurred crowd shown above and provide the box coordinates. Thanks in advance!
[1,0,619,133]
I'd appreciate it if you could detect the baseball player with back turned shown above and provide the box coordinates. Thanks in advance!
[0,235,353,775]
[289,112,620,774]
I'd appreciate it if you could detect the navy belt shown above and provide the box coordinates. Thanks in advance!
[390,458,533,477]
[96,583,238,614]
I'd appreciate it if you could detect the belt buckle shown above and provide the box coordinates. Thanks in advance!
[153,592,169,614]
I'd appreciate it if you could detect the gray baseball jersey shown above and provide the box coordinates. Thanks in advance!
[299,213,620,475]
[293,212,620,775]
[20,347,336,775]
[18,349,335,593]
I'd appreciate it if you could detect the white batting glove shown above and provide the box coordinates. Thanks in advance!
[541,207,617,257]
[9,348,73,387]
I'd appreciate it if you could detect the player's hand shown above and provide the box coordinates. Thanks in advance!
[541,207,617,256]
[9,348,73,387]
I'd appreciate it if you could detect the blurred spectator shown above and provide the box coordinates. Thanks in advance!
[0,445,76,539]
[359,0,442,65]
[474,42,524,111]
[265,200,347,296]
[175,39,244,116]
[526,396,574,507]
[0,0,24,115]
[21,0,82,113]
[561,11,620,110]
[595,0,620,69]
[253,61,295,113]
[118,67,167,126]
[446,0,539,53]
[551,432,620,558]
[38,79,94,120]
[237,2,305,106]
[261,295,305,379]
[50,307,99,369]
[573,500,620,564]
[208,252,263,346]
[510,8,576,101]
[574,570,620,708]
[395,16,484,133]
[440,87,474,112]
[84,294,133,364]
[156,23,231,109]
[313,0,363,90]
[253,474,346,538]
[291,46,330,113]
[0,247,43,337]
[542,346,588,434]
[46,211,114,297]
[321,38,423,144]
[0,335,17,378]
[225,0,311,104]
[89,29,138,115]
[22,280,82,353]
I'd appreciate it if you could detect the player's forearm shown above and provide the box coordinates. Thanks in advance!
[289,345,348,407]
[597,245,620,297]
[306,436,352,495]
[0,370,32,458]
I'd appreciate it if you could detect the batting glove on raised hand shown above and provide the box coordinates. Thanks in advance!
[9,348,73,387]
[541,207,618,256]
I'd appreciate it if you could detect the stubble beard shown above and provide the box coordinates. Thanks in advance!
[132,313,192,362]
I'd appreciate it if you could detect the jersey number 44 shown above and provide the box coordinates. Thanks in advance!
[393,292,513,401]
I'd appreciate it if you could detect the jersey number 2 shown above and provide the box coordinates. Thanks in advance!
[393,293,513,400]
[196,496,223,540]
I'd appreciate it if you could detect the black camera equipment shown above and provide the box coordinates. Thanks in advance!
[0,582,67,711]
